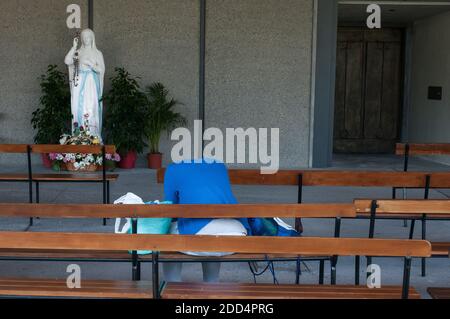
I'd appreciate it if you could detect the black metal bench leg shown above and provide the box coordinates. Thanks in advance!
[402,257,412,299]
[103,181,110,226]
[295,258,301,284]
[422,219,427,277]
[355,256,360,285]
[136,261,141,281]
[35,181,40,203]
[152,252,160,299]
[331,257,337,285]
[366,256,373,281]
[107,181,110,204]
[319,260,325,285]
[132,253,139,281]
[409,219,416,239]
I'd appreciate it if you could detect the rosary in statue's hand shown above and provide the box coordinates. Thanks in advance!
[73,37,79,49]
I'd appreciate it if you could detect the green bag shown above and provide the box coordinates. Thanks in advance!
[130,201,172,255]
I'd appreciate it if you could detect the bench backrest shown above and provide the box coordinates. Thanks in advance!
[0,232,431,258]
[0,144,29,154]
[355,199,450,217]
[0,203,356,219]
[0,144,116,154]
[158,168,450,188]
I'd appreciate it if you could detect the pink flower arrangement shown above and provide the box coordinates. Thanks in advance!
[49,115,120,171]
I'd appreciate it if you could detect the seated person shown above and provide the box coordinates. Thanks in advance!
[163,159,250,283]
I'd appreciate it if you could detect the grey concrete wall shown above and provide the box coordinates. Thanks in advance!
[409,11,450,164]
[94,0,199,167]
[0,0,88,166]
[205,0,314,169]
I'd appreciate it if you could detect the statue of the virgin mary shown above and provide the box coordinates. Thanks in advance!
[64,28,105,138]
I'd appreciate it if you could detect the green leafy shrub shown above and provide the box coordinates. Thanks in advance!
[31,65,72,144]
[145,83,186,154]
[103,68,147,155]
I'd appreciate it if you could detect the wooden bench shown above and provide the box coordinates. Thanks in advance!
[158,236,429,300]
[427,287,450,299]
[0,144,118,226]
[354,199,450,282]
[0,278,153,299]
[159,168,450,279]
[0,203,356,284]
[396,143,450,172]
[0,232,430,299]
[159,168,450,225]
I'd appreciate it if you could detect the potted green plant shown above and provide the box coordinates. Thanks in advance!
[144,82,186,169]
[103,68,147,169]
[31,65,72,168]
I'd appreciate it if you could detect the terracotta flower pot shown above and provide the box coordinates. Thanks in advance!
[66,162,98,172]
[147,153,163,169]
[41,153,53,169]
[119,151,137,169]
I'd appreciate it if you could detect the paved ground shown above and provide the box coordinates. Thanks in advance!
[0,154,449,298]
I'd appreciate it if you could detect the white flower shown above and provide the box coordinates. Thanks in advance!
[59,135,70,145]
[85,154,95,163]
[64,153,76,163]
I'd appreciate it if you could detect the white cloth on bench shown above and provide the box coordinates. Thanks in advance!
[114,193,145,234]
[170,219,247,257]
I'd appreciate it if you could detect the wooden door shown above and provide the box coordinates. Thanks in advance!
[334,28,403,154]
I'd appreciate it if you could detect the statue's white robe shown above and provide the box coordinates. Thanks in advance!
[71,66,102,138]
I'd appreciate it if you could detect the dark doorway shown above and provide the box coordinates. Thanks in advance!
[334,28,403,154]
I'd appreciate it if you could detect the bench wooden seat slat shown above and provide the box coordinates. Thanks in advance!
[427,288,450,299]
[0,174,119,182]
[431,243,450,256]
[152,253,329,261]
[355,200,450,216]
[159,168,450,187]
[161,283,421,299]
[0,174,29,181]
[0,144,116,154]
[0,203,355,219]
[3,245,438,261]
[0,232,431,258]
[31,144,116,154]
[0,204,132,219]
[356,212,450,219]
[0,144,29,153]
[32,174,119,182]
[0,278,152,299]
[0,249,132,260]
[396,143,450,156]
[0,249,327,262]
